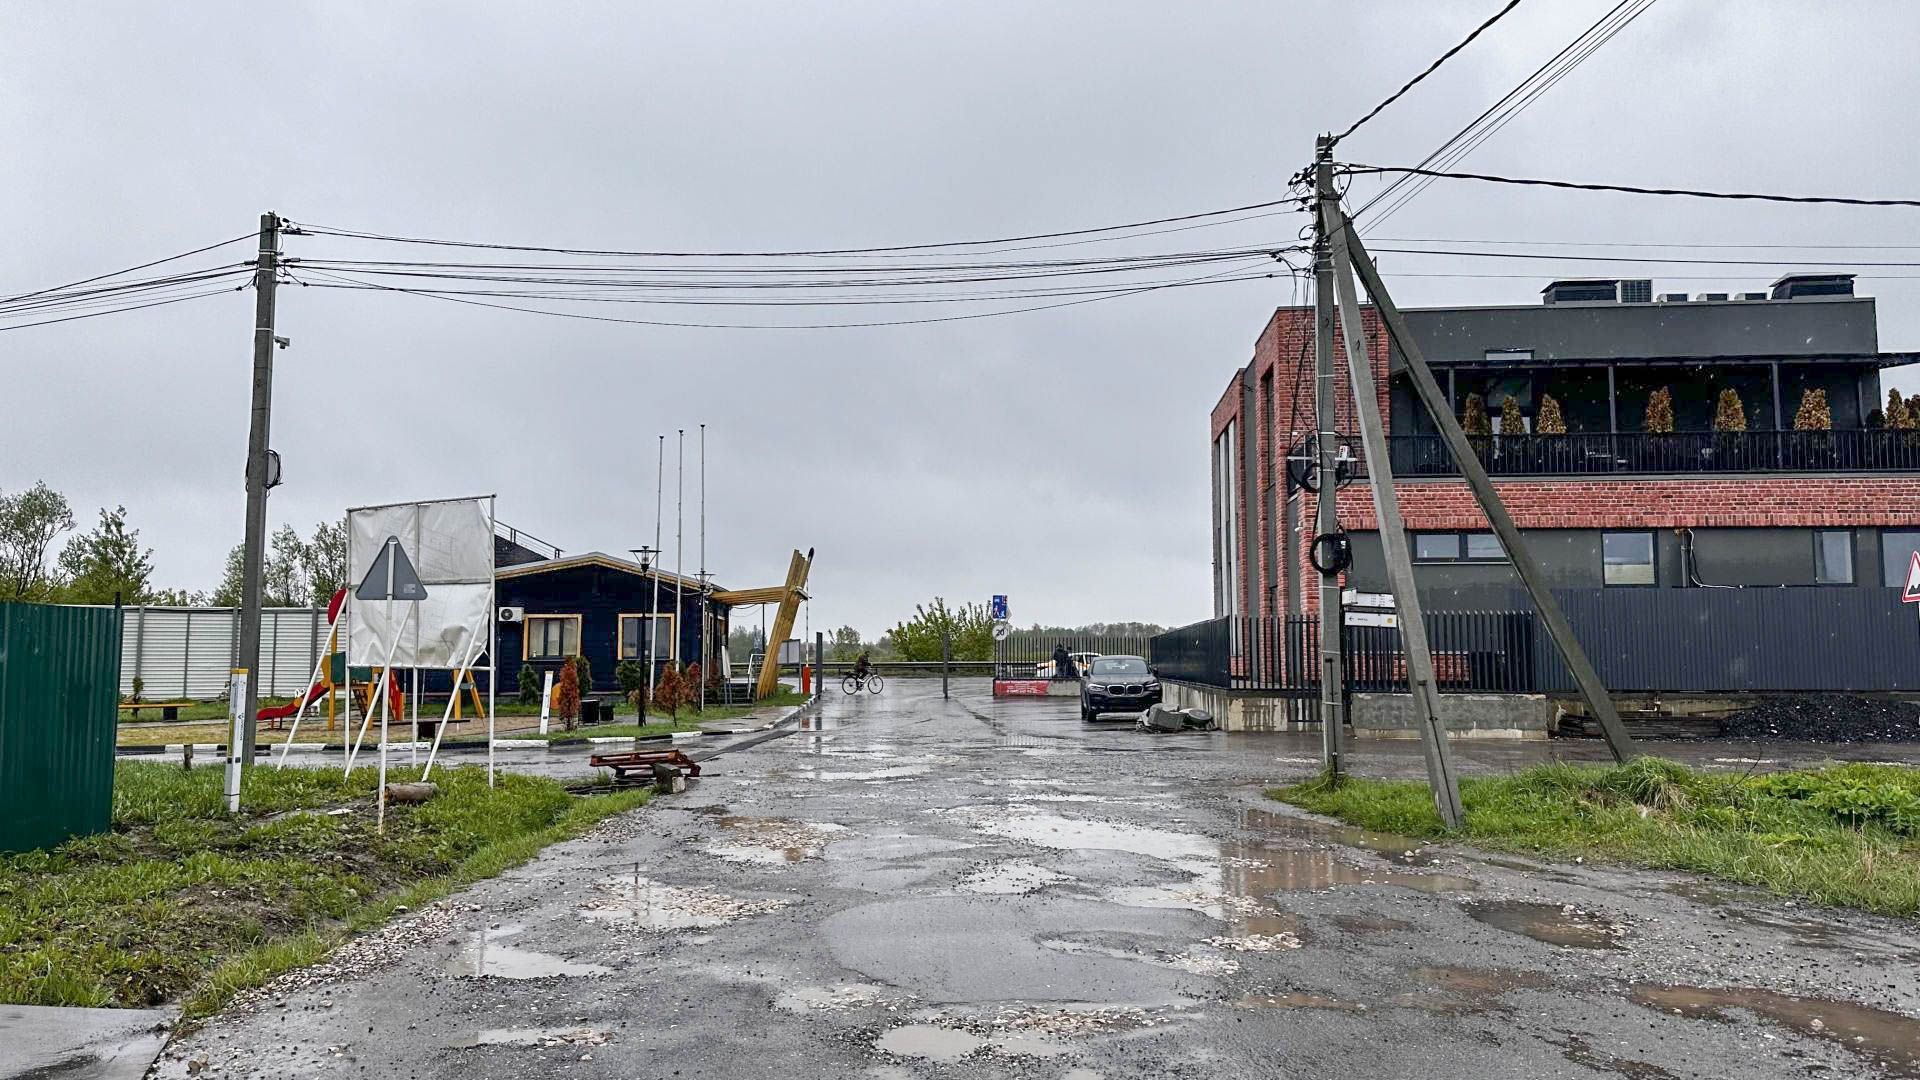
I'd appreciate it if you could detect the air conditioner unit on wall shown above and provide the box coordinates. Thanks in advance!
[498,606,525,623]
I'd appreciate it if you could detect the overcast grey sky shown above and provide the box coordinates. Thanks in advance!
[5,2,1917,638]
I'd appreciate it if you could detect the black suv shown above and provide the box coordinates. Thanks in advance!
[1080,655,1161,722]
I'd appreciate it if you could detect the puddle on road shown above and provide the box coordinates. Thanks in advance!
[873,1025,1073,1063]
[1218,848,1478,897]
[1240,808,1438,864]
[578,874,789,929]
[1664,882,1920,961]
[977,814,1216,861]
[1417,965,1554,996]
[958,861,1073,895]
[1464,900,1624,949]
[811,766,930,782]
[1631,984,1920,1078]
[446,925,612,979]
[1330,913,1418,933]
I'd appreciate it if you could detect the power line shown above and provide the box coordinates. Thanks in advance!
[1370,245,1920,268]
[0,285,245,332]
[1343,165,1920,208]
[293,260,1280,330]
[1355,0,1658,229]
[1327,0,1529,148]
[1376,236,1920,251]
[288,199,1302,259]
[0,233,255,306]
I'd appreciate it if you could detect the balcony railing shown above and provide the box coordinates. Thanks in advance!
[1318,429,1920,480]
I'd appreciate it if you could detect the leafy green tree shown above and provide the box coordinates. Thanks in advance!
[0,481,75,601]
[888,598,993,661]
[302,520,346,604]
[829,624,863,661]
[55,506,155,604]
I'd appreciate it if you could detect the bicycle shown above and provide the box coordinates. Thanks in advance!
[841,672,885,695]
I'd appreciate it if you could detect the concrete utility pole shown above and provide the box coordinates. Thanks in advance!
[1322,193,1463,827]
[236,211,281,764]
[650,434,664,705]
[1310,139,1346,776]
[698,423,708,711]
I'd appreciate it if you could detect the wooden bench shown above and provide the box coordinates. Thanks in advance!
[117,702,197,722]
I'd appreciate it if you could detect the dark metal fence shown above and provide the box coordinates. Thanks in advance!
[991,630,1157,681]
[1298,430,1920,486]
[1,602,122,852]
[1153,591,1920,697]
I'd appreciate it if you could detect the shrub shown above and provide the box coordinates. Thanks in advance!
[684,662,703,707]
[1711,388,1747,433]
[615,660,647,697]
[1909,392,1920,421]
[1535,394,1566,435]
[1794,388,1831,431]
[1886,388,1913,430]
[1499,395,1525,436]
[516,664,540,705]
[570,653,593,695]
[555,657,581,732]
[1461,393,1490,437]
[652,664,687,719]
[1644,387,1674,434]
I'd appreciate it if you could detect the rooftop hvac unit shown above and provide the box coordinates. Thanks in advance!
[1618,279,1653,304]
[1695,292,1730,302]
[1658,292,1691,303]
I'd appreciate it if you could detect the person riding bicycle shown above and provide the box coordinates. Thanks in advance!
[852,649,873,683]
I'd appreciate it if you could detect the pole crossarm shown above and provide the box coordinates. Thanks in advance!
[1338,212,1639,763]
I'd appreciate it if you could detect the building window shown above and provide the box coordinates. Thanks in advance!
[1882,530,1920,587]
[1413,532,1506,563]
[617,613,675,661]
[1602,531,1656,586]
[523,614,580,659]
[1814,530,1855,585]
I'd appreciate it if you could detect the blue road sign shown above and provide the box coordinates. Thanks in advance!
[990,595,1008,621]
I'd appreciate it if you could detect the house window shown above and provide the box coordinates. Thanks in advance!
[1602,531,1657,586]
[1814,530,1854,585]
[617,613,675,661]
[1882,530,1920,587]
[523,615,580,659]
[1413,532,1506,563]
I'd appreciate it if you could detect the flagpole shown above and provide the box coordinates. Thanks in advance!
[649,434,664,704]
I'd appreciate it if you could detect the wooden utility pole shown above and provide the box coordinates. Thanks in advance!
[1321,193,1463,827]
[1338,221,1638,763]
[1311,137,1346,776]
[236,211,281,764]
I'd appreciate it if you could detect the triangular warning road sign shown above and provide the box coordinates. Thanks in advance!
[1903,551,1920,604]
[356,535,428,601]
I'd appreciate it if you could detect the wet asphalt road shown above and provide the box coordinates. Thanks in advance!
[156,680,1920,1080]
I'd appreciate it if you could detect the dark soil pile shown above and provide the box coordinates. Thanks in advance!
[1718,695,1920,743]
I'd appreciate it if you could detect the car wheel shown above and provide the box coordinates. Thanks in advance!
[1081,706,1097,723]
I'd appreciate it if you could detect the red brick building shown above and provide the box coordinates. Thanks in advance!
[1211,276,1920,622]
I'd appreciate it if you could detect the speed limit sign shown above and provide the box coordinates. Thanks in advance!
[991,620,1012,641]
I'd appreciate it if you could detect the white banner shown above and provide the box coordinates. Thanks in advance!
[346,497,493,668]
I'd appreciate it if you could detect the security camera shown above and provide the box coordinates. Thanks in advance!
[273,336,291,349]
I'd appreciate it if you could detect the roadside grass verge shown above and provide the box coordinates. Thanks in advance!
[1271,758,1920,918]
[0,761,648,1017]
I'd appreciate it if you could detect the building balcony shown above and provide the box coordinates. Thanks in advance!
[1311,429,1920,483]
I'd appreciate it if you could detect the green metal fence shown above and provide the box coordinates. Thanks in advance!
[0,601,123,852]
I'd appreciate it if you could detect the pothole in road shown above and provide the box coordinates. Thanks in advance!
[445,925,612,979]
[450,1026,611,1048]
[872,1024,1073,1063]
[704,816,847,864]
[1630,984,1920,1079]
[957,861,1074,895]
[578,875,789,929]
[1464,899,1625,949]
[976,814,1217,862]
[1209,848,1478,897]
[774,984,895,1013]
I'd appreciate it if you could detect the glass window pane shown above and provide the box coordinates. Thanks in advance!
[1883,530,1920,587]
[1415,533,1460,561]
[563,619,579,657]
[1815,531,1853,585]
[1603,532,1655,585]
[1464,533,1505,560]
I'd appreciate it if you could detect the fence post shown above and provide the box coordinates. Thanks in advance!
[942,630,951,699]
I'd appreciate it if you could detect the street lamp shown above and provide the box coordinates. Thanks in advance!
[630,547,662,713]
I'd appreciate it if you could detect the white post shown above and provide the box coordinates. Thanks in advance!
[487,494,498,789]
[226,669,248,813]
[422,632,482,781]
[345,606,412,777]
[538,670,554,734]
[409,667,420,765]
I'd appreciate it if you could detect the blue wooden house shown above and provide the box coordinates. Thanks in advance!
[495,552,726,694]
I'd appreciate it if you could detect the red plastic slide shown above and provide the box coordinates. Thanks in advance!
[257,681,329,725]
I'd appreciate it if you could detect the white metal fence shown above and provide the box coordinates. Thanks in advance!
[67,605,329,699]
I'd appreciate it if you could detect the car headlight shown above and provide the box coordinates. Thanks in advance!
[1145,679,1159,689]
[1086,684,1105,694]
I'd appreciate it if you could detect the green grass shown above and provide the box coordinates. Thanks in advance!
[1271,759,1920,918]
[0,761,648,1016]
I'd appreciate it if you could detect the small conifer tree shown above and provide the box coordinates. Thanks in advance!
[556,657,582,732]
[1794,388,1831,431]
[1462,393,1491,437]
[1535,394,1566,435]
[1499,395,1526,436]
[1644,387,1675,434]
[1711,388,1747,432]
